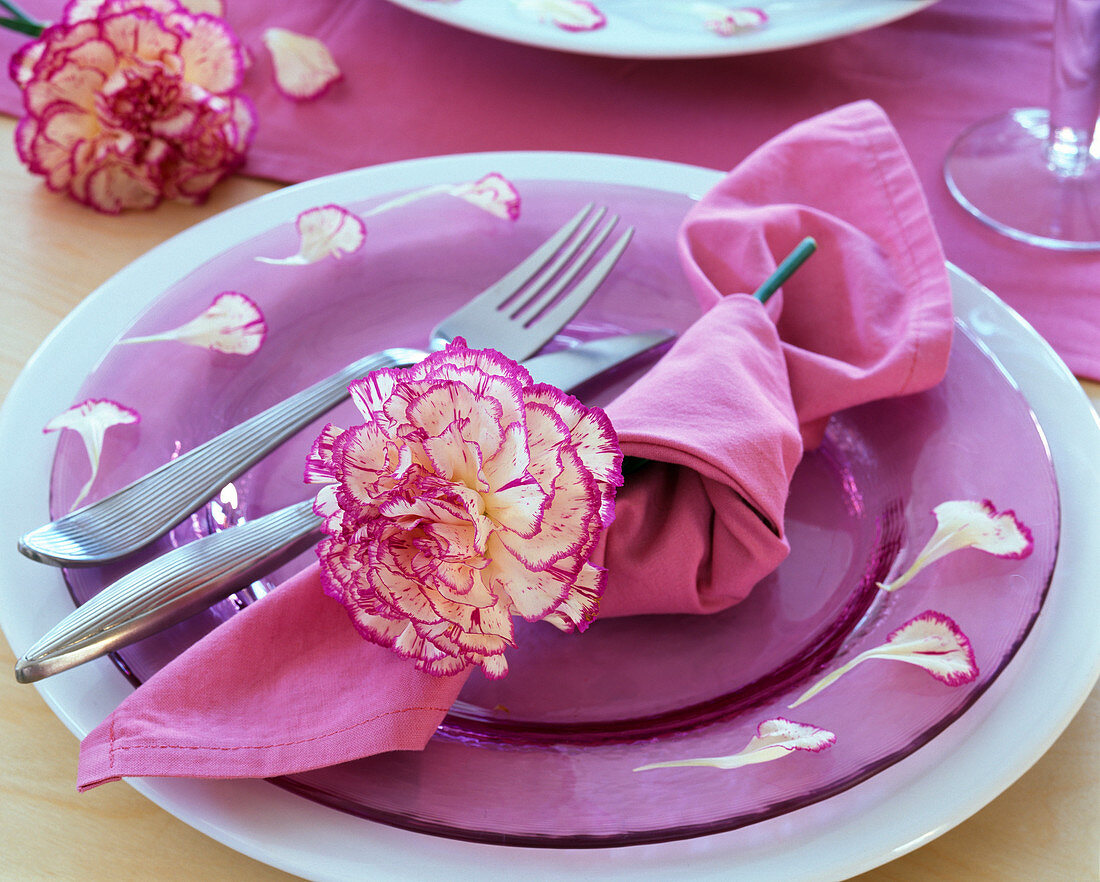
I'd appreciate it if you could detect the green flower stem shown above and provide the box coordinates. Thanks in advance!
[752,237,817,304]
[0,0,45,35]
[1,16,44,35]
[621,238,819,479]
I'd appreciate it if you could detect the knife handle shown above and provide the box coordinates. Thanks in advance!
[15,499,323,684]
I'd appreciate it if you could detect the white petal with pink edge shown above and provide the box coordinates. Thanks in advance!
[788,610,979,708]
[261,27,341,101]
[513,0,607,32]
[449,173,522,221]
[122,291,266,354]
[634,718,836,772]
[44,398,140,510]
[359,176,520,221]
[693,4,768,36]
[878,499,1034,592]
[256,204,366,266]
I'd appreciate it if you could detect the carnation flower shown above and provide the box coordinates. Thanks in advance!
[305,339,622,679]
[8,0,255,213]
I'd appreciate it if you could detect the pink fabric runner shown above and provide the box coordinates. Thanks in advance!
[1,0,1096,379]
[76,102,955,789]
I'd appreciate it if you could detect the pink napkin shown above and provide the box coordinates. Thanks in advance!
[77,102,953,790]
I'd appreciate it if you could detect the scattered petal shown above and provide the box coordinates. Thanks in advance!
[878,500,1034,592]
[44,399,140,510]
[361,176,522,220]
[262,27,341,101]
[513,0,607,32]
[634,718,835,772]
[122,292,266,355]
[789,610,979,708]
[12,0,254,213]
[256,204,366,266]
[308,339,622,679]
[693,3,768,36]
[449,173,522,221]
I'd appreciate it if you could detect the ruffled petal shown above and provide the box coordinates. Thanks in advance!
[256,204,366,266]
[312,340,620,677]
[262,27,341,101]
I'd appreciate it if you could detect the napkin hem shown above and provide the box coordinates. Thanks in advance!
[77,702,454,790]
[851,101,951,398]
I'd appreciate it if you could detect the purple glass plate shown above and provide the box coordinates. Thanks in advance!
[51,180,1058,846]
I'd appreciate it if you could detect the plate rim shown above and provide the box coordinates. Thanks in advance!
[1,150,1097,882]
[378,0,939,60]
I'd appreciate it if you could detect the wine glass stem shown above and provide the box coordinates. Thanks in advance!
[1047,0,1100,176]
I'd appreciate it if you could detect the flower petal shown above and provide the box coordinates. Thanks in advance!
[262,27,341,101]
[539,561,604,632]
[878,499,1034,592]
[256,204,366,265]
[634,718,835,772]
[513,0,607,32]
[788,610,979,708]
[44,398,140,509]
[122,291,266,354]
[693,3,768,36]
[178,12,246,93]
[449,173,521,221]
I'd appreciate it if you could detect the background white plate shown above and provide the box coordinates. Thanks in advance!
[382,0,938,59]
[1,152,1097,881]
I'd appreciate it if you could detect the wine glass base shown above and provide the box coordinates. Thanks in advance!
[944,108,1100,251]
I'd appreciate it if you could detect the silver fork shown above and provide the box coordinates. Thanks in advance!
[19,204,633,568]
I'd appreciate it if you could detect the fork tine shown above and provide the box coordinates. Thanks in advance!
[511,214,619,322]
[504,207,609,318]
[471,202,598,310]
[525,226,634,338]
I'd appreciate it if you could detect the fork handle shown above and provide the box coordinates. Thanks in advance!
[19,348,425,568]
[15,499,323,683]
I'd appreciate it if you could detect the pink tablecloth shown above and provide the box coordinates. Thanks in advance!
[3,0,1097,380]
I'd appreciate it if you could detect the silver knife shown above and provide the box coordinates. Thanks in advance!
[15,329,672,683]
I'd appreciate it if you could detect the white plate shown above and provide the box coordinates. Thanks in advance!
[1,152,1097,881]
[382,0,938,59]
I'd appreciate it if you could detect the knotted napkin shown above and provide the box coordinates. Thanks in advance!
[77,101,953,790]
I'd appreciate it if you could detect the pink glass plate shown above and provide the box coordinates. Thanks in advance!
[50,180,1058,846]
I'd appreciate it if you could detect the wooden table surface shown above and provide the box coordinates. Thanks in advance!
[0,114,1096,881]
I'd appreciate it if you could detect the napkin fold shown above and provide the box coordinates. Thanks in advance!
[77,101,953,790]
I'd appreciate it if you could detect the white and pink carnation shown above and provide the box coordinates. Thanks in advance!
[306,339,622,679]
[10,0,255,213]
